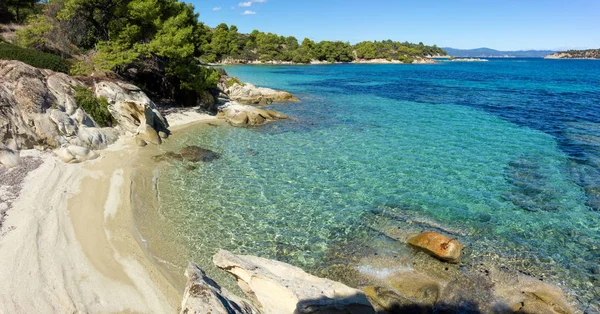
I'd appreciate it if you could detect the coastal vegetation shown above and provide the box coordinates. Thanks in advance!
[0,0,446,107]
[200,23,445,63]
[0,41,69,72]
[73,86,113,127]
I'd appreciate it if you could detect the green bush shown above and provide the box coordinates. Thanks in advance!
[0,42,69,73]
[225,77,243,87]
[73,86,114,127]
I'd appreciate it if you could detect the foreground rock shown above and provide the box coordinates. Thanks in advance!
[407,231,462,263]
[180,263,261,314]
[0,60,169,167]
[219,103,289,127]
[219,76,299,106]
[213,249,375,314]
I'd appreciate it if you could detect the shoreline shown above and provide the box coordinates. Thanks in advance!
[211,57,437,66]
[0,110,218,313]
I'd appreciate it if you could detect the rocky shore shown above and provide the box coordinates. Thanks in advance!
[178,240,576,314]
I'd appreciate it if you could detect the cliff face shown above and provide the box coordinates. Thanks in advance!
[0,60,169,166]
[544,49,600,59]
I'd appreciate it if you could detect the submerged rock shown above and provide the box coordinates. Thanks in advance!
[153,146,219,164]
[180,146,220,162]
[407,232,462,263]
[213,249,375,314]
[180,263,261,314]
[152,151,183,163]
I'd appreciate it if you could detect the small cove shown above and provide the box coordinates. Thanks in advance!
[133,60,600,311]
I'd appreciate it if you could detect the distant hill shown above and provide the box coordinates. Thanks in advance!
[544,49,600,59]
[443,48,557,58]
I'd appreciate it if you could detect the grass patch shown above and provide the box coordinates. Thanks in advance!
[0,42,69,73]
[226,77,244,87]
[73,86,114,127]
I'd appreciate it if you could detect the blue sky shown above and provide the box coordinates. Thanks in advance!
[190,0,600,51]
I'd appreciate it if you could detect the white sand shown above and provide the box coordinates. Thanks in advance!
[0,140,180,313]
[165,107,218,128]
[0,111,222,313]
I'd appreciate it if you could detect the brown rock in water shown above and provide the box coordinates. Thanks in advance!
[407,232,462,263]
[179,146,219,162]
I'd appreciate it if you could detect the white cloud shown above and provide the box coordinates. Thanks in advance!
[239,1,252,6]
[212,7,221,11]
[241,10,256,15]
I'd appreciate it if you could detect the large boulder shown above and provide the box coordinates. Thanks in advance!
[220,104,288,127]
[94,81,169,139]
[219,76,299,105]
[180,263,261,314]
[407,232,463,263]
[213,250,375,314]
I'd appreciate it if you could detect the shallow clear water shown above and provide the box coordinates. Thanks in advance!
[143,60,600,310]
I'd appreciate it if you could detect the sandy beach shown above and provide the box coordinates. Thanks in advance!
[0,110,216,313]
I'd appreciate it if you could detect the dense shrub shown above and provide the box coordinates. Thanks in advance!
[0,42,69,72]
[73,86,114,127]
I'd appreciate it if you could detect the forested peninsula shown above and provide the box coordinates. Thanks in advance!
[544,49,600,59]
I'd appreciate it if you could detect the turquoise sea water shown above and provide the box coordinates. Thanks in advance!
[141,60,600,310]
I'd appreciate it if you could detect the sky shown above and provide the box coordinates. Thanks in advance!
[190,0,600,51]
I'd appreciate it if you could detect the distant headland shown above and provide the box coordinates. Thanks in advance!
[544,49,600,59]
[444,47,557,58]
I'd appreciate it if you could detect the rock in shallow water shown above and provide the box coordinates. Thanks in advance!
[180,146,220,162]
[153,146,219,163]
[407,232,462,263]
[180,263,261,314]
[213,249,375,314]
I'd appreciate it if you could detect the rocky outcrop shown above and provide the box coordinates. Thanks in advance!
[218,76,299,106]
[180,263,261,314]
[94,81,169,143]
[0,60,169,167]
[407,231,463,263]
[213,249,375,314]
[218,103,289,127]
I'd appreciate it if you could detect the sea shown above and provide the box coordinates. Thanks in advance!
[133,59,600,311]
